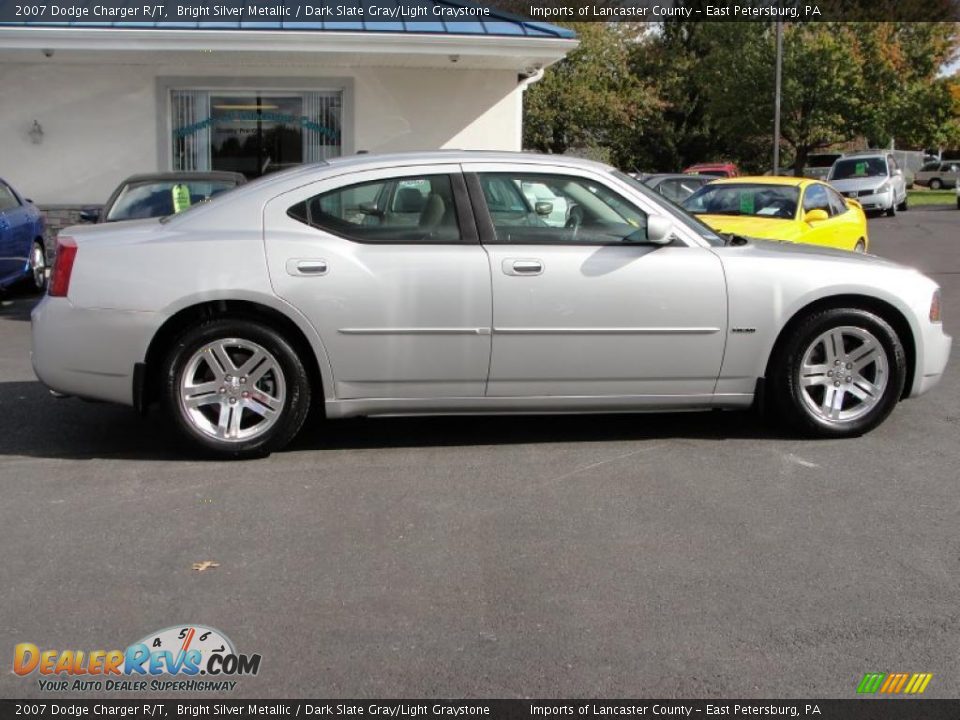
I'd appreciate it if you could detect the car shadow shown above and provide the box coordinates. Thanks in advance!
[0,379,794,462]
[0,289,41,321]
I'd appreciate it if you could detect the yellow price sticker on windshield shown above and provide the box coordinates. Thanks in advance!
[171,184,191,214]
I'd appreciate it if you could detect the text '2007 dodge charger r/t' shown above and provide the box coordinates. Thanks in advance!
[31,153,951,458]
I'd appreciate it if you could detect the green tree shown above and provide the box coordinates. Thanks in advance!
[523,22,658,166]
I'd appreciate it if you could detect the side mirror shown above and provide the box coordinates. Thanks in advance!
[893,168,903,177]
[645,214,674,245]
[534,201,553,217]
[803,208,829,224]
[78,207,101,223]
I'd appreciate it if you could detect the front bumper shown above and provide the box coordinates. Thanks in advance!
[911,320,952,397]
[841,188,893,212]
[31,296,158,406]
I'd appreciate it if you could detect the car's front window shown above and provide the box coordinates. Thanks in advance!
[829,158,887,180]
[107,180,237,221]
[682,183,799,220]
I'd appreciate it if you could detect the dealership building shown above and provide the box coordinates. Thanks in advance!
[0,11,575,233]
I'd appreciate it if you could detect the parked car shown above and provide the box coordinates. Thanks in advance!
[802,153,843,181]
[914,160,959,190]
[0,178,46,293]
[827,153,908,216]
[682,177,869,252]
[32,152,950,458]
[80,171,247,223]
[683,162,739,177]
[641,174,714,204]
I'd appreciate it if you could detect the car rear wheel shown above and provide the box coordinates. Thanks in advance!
[770,308,906,437]
[26,240,47,293]
[929,178,943,190]
[162,319,311,458]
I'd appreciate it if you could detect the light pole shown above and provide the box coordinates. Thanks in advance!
[773,21,783,175]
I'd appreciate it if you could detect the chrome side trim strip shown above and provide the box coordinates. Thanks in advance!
[492,327,721,335]
[338,327,491,335]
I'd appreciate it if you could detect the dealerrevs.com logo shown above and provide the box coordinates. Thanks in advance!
[14,625,261,692]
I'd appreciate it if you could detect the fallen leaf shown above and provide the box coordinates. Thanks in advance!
[192,561,220,572]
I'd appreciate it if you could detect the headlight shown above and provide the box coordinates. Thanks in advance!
[930,289,942,323]
[875,182,890,194]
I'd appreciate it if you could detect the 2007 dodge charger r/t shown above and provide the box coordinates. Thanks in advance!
[32,152,951,458]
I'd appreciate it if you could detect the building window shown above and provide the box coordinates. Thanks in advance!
[171,89,342,177]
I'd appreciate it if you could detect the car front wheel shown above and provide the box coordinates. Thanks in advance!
[162,319,312,458]
[771,308,906,437]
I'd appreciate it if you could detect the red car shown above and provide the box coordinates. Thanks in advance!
[683,162,739,178]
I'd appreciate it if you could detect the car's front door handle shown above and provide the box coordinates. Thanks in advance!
[503,258,544,276]
[286,259,328,276]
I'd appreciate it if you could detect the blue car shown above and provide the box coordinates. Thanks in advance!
[0,178,46,293]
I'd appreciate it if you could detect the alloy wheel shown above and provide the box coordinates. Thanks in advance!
[30,243,46,290]
[797,325,889,425]
[178,338,286,442]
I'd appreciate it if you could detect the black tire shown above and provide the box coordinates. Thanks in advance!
[885,201,897,217]
[769,308,906,438]
[162,318,312,458]
[929,178,942,190]
[897,195,908,212]
[853,239,866,253]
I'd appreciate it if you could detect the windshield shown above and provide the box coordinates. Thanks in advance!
[829,157,888,180]
[682,183,799,220]
[106,180,238,221]
[613,170,724,247]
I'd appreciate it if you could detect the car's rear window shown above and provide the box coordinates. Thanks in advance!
[107,180,238,221]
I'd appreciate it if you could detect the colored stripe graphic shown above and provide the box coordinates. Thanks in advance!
[857,672,932,694]
[857,673,886,693]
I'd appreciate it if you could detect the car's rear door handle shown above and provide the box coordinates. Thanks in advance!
[286,259,328,276]
[503,258,543,276]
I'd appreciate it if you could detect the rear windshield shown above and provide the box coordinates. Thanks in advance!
[107,180,238,221]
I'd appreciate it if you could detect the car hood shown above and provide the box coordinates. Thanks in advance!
[828,177,889,192]
[695,214,801,242]
[725,237,902,268]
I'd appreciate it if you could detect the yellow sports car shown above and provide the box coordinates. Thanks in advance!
[681,176,869,252]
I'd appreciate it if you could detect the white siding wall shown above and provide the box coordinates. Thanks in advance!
[0,59,522,204]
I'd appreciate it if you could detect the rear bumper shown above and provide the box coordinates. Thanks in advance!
[31,296,158,406]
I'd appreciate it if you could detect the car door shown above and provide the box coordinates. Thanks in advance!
[462,162,727,400]
[263,165,492,400]
[0,182,28,284]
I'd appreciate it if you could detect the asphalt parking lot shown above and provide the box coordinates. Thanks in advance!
[1,208,959,700]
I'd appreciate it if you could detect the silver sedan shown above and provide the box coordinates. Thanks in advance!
[32,152,951,458]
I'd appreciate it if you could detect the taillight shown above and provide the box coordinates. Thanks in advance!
[48,237,77,297]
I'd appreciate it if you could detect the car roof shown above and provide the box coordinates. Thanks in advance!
[707,176,813,187]
[645,173,714,182]
[120,171,247,184]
